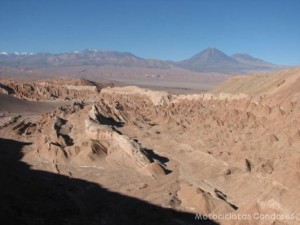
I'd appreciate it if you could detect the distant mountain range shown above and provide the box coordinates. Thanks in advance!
[0,49,170,69]
[0,48,282,74]
[177,48,280,73]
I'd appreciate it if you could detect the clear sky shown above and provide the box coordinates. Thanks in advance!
[0,0,299,65]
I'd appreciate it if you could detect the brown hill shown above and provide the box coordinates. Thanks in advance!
[212,67,300,97]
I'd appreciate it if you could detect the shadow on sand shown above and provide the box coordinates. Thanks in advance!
[0,138,219,225]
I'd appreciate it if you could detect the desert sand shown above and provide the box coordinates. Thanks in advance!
[1,68,300,225]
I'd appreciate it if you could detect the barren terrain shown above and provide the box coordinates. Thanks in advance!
[1,68,300,225]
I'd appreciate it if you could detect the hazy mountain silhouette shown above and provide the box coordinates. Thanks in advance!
[177,48,280,73]
[0,49,170,69]
[231,53,277,67]
[0,137,219,225]
[177,48,242,72]
[0,48,282,74]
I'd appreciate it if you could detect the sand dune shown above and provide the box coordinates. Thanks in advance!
[0,93,70,114]
[212,67,300,97]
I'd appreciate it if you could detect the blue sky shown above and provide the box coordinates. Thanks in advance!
[0,0,299,65]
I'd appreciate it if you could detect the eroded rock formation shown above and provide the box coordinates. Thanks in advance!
[1,68,300,225]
